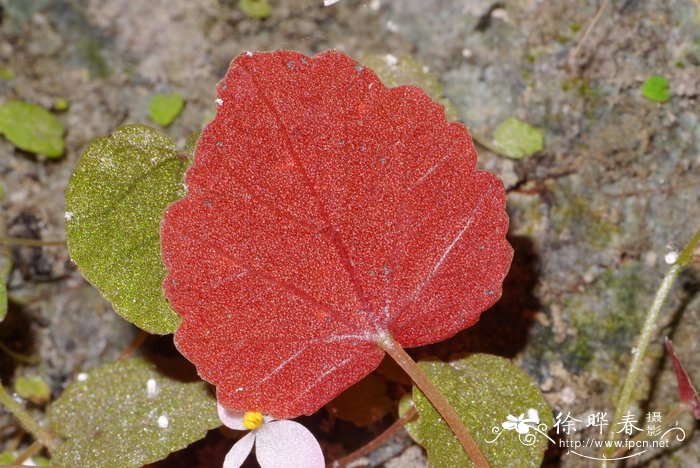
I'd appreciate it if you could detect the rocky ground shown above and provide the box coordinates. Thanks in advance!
[1,0,699,466]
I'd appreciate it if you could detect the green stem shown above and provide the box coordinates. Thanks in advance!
[379,334,489,468]
[0,384,56,452]
[13,440,43,465]
[602,226,700,462]
[0,342,40,365]
[0,236,66,247]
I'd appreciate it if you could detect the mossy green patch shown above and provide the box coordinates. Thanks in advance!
[79,38,111,78]
[563,262,645,372]
[149,92,186,127]
[549,183,619,247]
[0,100,65,157]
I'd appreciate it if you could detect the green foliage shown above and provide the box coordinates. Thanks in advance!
[0,100,65,157]
[33,456,51,466]
[492,117,544,159]
[0,68,14,80]
[641,75,671,103]
[239,0,272,19]
[54,98,70,111]
[65,125,190,334]
[149,92,185,127]
[14,376,51,404]
[0,451,50,466]
[400,355,552,467]
[49,358,219,468]
[0,452,15,465]
[361,53,459,121]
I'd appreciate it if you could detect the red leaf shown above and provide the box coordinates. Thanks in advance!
[665,338,700,419]
[161,50,512,418]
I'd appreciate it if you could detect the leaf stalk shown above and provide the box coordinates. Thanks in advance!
[379,334,489,468]
[0,384,56,452]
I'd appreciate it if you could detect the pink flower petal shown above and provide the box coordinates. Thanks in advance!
[217,402,246,430]
[218,403,276,430]
[223,431,256,468]
[255,420,324,468]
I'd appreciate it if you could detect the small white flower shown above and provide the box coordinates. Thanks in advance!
[218,403,324,468]
[502,408,540,435]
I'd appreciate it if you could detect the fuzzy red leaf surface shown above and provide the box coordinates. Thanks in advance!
[161,50,512,418]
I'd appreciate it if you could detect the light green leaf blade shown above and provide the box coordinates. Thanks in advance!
[641,76,671,103]
[0,68,13,80]
[0,451,16,464]
[399,354,553,468]
[239,0,272,19]
[492,117,544,160]
[0,100,65,157]
[49,358,219,468]
[65,125,189,333]
[54,98,70,111]
[15,376,51,404]
[149,92,185,127]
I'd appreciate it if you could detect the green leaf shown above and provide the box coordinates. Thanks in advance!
[641,75,671,103]
[0,100,65,157]
[239,0,272,19]
[0,68,13,80]
[48,358,219,468]
[399,354,553,468]
[32,456,51,466]
[14,376,51,404]
[54,98,70,111]
[65,125,190,333]
[149,92,185,127]
[0,452,16,464]
[492,117,544,160]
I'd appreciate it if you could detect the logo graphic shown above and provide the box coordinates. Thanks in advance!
[486,408,555,446]
[486,408,687,461]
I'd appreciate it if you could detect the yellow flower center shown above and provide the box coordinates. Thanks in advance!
[243,411,264,429]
